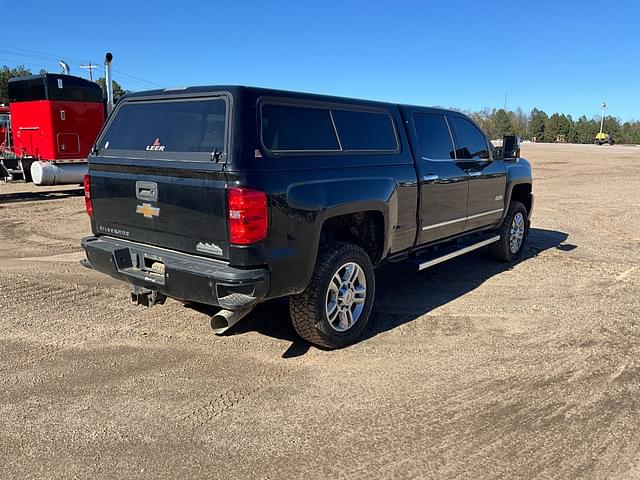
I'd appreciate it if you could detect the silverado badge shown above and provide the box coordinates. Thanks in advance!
[136,203,160,219]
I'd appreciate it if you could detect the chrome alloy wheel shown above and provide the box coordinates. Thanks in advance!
[325,262,367,332]
[509,212,526,254]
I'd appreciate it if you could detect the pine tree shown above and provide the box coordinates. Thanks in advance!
[546,113,566,142]
[575,116,593,143]
[529,109,547,142]
[492,109,513,138]
[510,107,528,139]
[0,65,33,104]
[96,77,129,98]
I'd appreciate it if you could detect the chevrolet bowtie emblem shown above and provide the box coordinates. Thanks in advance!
[136,203,160,218]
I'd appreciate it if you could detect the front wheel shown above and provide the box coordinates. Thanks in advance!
[488,201,528,262]
[289,242,375,349]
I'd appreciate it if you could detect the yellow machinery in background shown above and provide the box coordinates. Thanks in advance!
[595,132,614,145]
[595,102,614,145]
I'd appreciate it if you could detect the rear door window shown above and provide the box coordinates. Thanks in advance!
[332,109,397,151]
[413,113,456,160]
[450,115,490,160]
[99,97,227,161]
[261,104,339,152]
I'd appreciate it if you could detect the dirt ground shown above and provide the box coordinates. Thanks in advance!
[1,143,639,479]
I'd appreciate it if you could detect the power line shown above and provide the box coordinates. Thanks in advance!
[112,68,163,88]
[0,44,162,88]
[0,44,85,63]
[0,57,50,70]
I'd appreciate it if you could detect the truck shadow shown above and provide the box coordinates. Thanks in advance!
[210,228,572,357]
[0,187,83,204]
[363,228,572,343]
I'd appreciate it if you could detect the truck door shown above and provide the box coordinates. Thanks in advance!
[448,114,507,231]
[408,110,469,244]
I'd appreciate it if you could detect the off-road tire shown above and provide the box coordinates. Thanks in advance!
[289,242,375,349]
[488,201,528,262]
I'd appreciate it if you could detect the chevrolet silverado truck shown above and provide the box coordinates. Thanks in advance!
[81,86,533,348]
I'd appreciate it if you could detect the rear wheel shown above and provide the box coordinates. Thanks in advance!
[488,201,528,262]
[289,242,375,349]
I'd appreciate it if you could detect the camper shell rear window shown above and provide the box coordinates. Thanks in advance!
[97,96,228,162]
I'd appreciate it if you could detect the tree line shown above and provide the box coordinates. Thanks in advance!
[468,107,640,145]
[0,65,127,105]
[1,64,638,144]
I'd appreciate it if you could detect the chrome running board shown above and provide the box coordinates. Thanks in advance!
[417,235,500,271]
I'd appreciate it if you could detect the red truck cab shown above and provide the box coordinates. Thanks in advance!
[7,74,104,184]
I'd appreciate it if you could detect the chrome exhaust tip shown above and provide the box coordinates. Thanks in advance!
[210,307,253,335]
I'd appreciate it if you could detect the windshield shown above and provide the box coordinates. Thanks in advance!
[98,97,227,161]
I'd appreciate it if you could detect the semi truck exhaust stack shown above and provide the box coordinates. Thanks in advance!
[58,60,70,75]
[104,52,114,115]
[32,52,115,186]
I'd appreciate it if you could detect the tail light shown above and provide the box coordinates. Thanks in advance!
[227,187,268,244]
[84,173,93,217]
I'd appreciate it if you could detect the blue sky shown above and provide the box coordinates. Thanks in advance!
[3,0,639,120]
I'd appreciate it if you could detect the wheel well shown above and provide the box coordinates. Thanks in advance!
[319,211,384,264]
[511,183,532,215]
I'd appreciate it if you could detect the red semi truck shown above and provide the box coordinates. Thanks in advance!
[0,74,105,184]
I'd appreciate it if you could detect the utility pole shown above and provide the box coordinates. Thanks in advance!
[80,61,99,81]
[599,102,607,134]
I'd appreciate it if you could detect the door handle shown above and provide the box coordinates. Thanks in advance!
[468,171,482,177]
[422,174,439,181]
[136,181,158,201]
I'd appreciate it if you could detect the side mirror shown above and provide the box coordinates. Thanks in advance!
[502,135,521,159]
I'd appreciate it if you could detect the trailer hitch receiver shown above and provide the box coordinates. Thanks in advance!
[131,287,167,307]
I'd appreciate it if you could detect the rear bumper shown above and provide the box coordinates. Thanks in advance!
[81,236,269,310]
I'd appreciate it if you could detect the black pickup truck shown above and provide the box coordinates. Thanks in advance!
[81,86,533,348]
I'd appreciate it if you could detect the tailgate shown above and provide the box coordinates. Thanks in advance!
[89,94,231,260]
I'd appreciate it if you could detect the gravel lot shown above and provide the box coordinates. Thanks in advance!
[1,143,639,479]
